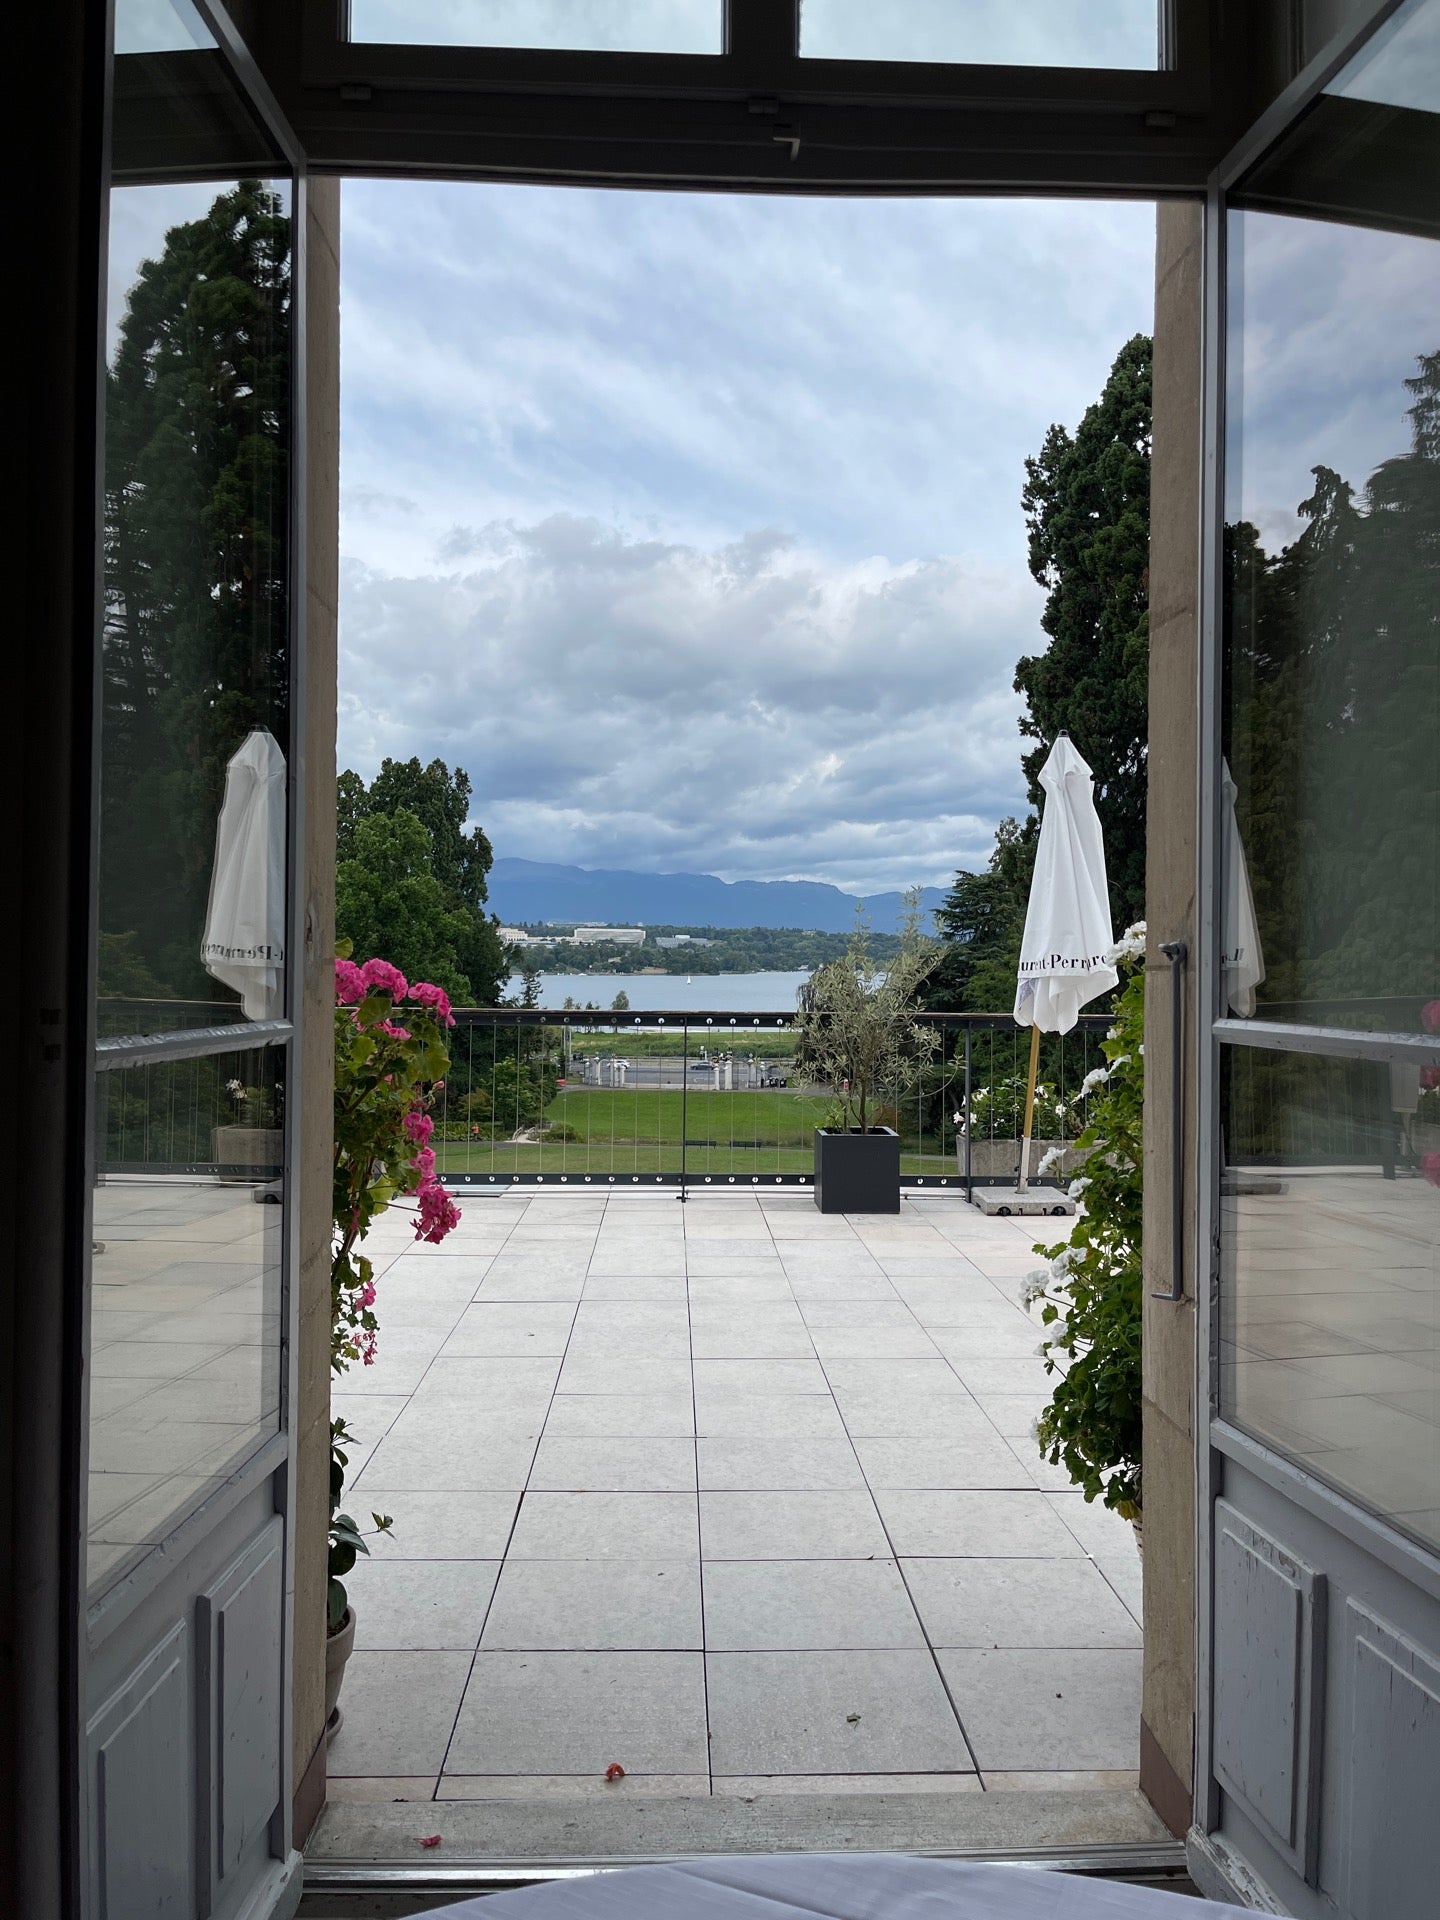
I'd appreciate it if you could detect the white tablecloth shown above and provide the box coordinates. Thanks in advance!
[431,1854,1247,1917]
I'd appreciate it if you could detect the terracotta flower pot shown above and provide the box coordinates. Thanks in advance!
[325,1605,356,1743]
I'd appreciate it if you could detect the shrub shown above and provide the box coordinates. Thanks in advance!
[1022,925,1145,1517]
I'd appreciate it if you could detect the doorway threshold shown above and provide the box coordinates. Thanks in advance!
[301,1789,1181,1913]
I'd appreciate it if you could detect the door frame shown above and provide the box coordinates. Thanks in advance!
[74,6,315,1916]
[1189,0,1440,1898]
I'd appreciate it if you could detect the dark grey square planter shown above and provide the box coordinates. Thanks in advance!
[813,1126,901,1214]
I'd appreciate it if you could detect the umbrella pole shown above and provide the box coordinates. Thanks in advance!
[1017,1024,1042,1192]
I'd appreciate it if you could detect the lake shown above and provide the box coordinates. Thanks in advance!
[505,969,812,1013]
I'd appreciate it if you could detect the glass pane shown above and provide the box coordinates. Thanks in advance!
[1329,0,1440,116]
[100,166,292,1034]
[349,1,722,53]
[88,1047,284,1594]
[115,0,214,56]
[799,0,1159,69]
[1221,206,1439,1029]
[1220,1046,1440,1552]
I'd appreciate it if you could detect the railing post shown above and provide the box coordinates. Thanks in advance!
[963,1023,973,1203]
[679,1015,688,1201]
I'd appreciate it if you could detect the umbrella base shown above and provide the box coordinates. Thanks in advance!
[971,1187,1075,1218]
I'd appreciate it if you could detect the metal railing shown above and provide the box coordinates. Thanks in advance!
[91,999,1117,1199]
[432,1006,1114,1199]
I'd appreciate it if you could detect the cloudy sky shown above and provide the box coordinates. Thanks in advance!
[338,182,1156,892]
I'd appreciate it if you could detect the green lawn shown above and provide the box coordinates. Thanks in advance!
[548,1086,829,1144]
[431,1084,961,1179]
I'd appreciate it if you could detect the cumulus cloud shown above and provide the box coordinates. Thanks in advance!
[338,181,1155,888]
[341,514,1033,889]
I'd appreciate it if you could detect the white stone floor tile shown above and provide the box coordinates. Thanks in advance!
[703,1558,926,1651]
[447,1652,710,1775]
[936,1647,1144,1771]
[363,1490,522,1558]
[705,1650,974,1775]
[874,1489,1088,1559]
[529,1436,697,1492]
[326,1651,472,1776]
[696,1438,868,1492]
[348,1558,500,1651]
[481,1558,701,1650]
[507,1490,700,1561]
[901,1556,1143,1649]
[700,1490,890,1560]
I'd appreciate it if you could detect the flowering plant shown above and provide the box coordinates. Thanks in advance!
[328,945,462,1628]
[1020,924,1146,1517]
[224,1077,279,1129]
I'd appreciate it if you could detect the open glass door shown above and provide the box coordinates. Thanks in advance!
[81,6,307,1915]
[1193,2,1440,1908]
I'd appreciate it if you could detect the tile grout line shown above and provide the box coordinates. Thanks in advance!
[819,1210,988,1791]
[687,1197,715,1793]
[430,1192,571,1796]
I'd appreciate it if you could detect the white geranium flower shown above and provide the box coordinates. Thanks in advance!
[1019,1270,1050,1308]
[1079,1066,1109,1095]
[1050,1248,1074,1276]
[1067,1175,1092,1198]
[1103,920,1147,964]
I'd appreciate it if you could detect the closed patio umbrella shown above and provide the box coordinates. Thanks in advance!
[1012,734,1118,1193]
[201,727,287,1019]
[1221,759,1265,1017]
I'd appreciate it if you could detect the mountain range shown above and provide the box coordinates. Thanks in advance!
[487,858,947,936]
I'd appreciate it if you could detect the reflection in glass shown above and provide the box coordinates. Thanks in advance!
[800,0,1159,69]
[1329,0,1440,116]
[1221,1046,1440,1553]
[201,729,287,1019]
[1221,759,1264,1017]
[115,0,214,56]
[349,1,721,53]
[100,178,291,1026]
[88,1047,284,1593]
[1222,212,1438,1027]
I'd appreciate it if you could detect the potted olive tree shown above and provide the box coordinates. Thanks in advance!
[213,1077,283,1183]
[325,947,463,1738]
[797,902,938,1213]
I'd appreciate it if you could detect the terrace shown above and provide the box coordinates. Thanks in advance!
[317,1185,1147,1832]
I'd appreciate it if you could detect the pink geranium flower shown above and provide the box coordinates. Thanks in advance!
[335,958,366,1004]
[360,957,408,1000]
[402,1110,434,1146]
[1422,999,1440,1035]
[410,981,455,1026]
[413,1175,462,1245]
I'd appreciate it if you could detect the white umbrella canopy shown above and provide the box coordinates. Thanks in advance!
[201,727,287,1019]
[1011,735,1117,1192]
[1014,735,1119,1034]
[1221,759,1265,1018]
